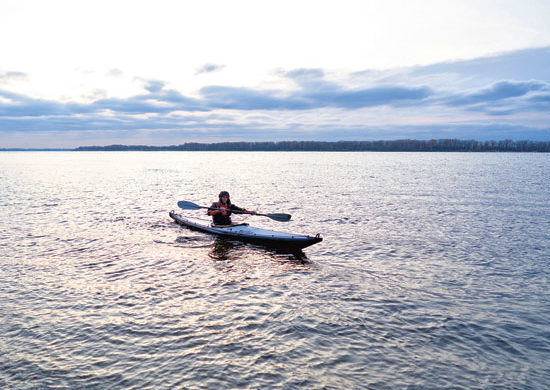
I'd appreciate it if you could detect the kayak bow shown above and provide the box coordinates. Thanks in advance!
[169,211,322,251]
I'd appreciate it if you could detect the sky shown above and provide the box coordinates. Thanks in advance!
[1,0,550,147]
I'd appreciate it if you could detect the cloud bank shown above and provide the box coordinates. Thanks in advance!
[1,47,550,147]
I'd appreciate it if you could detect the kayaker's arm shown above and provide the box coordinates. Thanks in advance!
[208,203,229,216]
[231,204,257,215]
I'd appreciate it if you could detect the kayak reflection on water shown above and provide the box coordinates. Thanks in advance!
[208,237,310,264]
[209,238,236,261]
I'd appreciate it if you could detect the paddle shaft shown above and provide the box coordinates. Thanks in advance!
[177,201,291,222]
[205,206,284,220]
[205,206,254,215]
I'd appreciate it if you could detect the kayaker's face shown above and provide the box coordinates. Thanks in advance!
[221,195,229,204]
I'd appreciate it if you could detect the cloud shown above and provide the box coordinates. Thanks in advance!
[0,75,542,120]
[0,71,27,83]
[0,83,207,117]
[410,47,550,85]
[530,93,550,104]
[106,69,123,77]
[200,86,310,110]
[196,63,225,74]
[200,73,433,111]
[284,68,329,90]
[1,76,434,116]
[0,89,92,117]
[91,89,206,114]
[305,85,433,109]
[445,80,549,106]
[143,80,166,93]
[433,79,550,117]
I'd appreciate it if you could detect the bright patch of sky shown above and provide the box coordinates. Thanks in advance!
[1,0,550,147]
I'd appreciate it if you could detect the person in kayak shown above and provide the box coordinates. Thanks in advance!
[208,191,256,225]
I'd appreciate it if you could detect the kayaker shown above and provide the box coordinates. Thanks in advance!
[208,191,256,225]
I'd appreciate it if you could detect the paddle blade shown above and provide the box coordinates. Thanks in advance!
[266,213,292,222]
[177,200,202,210]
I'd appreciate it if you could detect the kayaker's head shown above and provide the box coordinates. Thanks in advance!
[218,191,230,204]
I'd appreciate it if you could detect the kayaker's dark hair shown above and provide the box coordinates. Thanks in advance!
[218,191,231,204]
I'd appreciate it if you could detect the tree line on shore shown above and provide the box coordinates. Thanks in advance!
[74,139,550,152]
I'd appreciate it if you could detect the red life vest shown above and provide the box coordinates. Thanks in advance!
[208,202,231,216]
[216,202,230,214]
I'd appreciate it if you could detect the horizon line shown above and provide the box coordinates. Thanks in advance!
[2,139,550,152]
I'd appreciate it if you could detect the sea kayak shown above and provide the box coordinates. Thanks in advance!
[169,211,322,250]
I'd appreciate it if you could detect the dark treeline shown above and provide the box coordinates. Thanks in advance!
[74,139,550,152]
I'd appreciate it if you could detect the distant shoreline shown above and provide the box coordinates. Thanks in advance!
[2,139,550,152]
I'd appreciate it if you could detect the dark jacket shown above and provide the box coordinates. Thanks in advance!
[208,202,245,225]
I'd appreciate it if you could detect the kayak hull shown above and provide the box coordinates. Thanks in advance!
[169,211,322,251]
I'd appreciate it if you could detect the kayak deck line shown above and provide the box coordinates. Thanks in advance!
[212,223,249,228]
[169,211,322,251]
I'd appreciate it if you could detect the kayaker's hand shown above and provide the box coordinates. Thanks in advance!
[220,207,228,216]
[250,210,257,215]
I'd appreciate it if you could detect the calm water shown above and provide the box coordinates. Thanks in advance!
[1,151,549,389]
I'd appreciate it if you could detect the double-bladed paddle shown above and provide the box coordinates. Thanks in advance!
[177,200,291,222]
